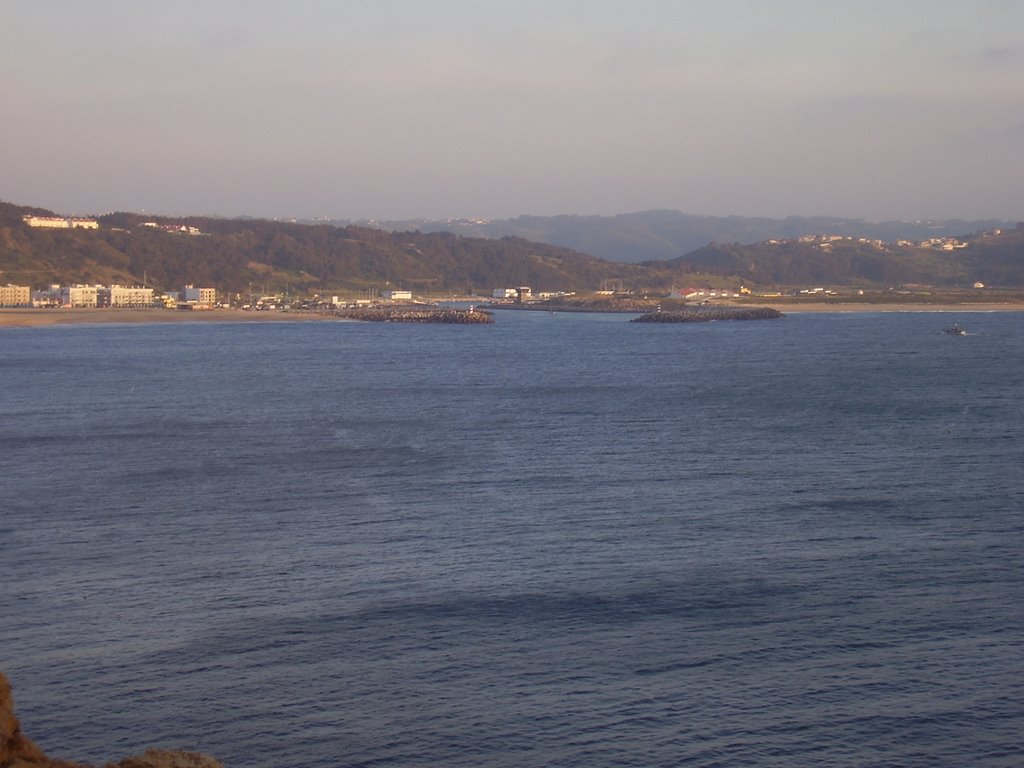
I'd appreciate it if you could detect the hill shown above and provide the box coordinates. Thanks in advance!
[352,210,1017,263]
[656,230,1024,288]
[3,200,1024,294]
[0,202,647,296]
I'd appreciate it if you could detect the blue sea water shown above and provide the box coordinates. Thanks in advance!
[2,310,1023,767]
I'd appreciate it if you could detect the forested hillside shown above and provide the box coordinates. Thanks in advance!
[653,230,1024,288]
[0,202,645,295]
[3,200,1023,292]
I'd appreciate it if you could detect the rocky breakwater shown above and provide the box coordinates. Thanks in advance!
[1,673,221,768]
[489,296,656,313]
[329,306,494,323]
[631,305,784,323]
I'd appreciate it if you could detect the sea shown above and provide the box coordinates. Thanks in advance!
[2,309,1023,767]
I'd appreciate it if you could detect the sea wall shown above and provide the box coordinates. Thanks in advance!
[630,306,784,322]
[319,307,494,323]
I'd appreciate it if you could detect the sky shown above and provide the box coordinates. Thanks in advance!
[2,1,1023,222]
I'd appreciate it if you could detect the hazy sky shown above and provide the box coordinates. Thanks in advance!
[2,1,1022,221]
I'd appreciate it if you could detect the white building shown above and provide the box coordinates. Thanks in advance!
[143,223,202,235]
[105,285,154,308]
[22,215,98,229]
[383,289,412,301]
[182,285,217,305]
[23,215,69,229]
[493,288,518,299]
[62,284,98,308]
[32,285,61,307]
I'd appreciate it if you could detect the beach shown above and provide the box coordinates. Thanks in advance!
[3,302,1024,328]
[756,301,1024,313]
[0,308,349,328]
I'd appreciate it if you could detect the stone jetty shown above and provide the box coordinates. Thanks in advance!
[326,306,494,323]
[631,306,784,323]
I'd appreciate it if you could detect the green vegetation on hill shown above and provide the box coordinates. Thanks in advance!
[657,231,1024,288]
[0,202,646,295]
[3,200,1023,294]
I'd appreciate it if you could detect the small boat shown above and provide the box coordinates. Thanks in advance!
[943,323,966,336]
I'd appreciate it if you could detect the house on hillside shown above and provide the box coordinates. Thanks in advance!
[22,215,98,229]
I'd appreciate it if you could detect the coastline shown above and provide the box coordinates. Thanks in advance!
[754,301,1024,314]
[3,302,1024,328]
[0,308,351,328]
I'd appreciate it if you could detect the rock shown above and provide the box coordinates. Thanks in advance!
[1,673,77,767]
[630,305,784,322]
[0,673,221,768]
[328,306,495,323]
[105,749,222,768]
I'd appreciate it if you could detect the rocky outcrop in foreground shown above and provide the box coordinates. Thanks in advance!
[630,306,784,322]
[1,673,221,768]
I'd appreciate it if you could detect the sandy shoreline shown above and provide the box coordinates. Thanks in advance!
[0,308,349,328]
[2,302,1023,328]
[756,302,1024,314]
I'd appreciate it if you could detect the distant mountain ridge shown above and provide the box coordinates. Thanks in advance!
[3,199,1023,293]
[345,210,1017,263]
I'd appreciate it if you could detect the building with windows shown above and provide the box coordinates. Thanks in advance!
[62,285,99,308]
[0,284,31,307]
[104,285,154,308]
[32,285,62,307]
[22,215,99,229]
[182,285,217,306]
[22,215,70,228]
